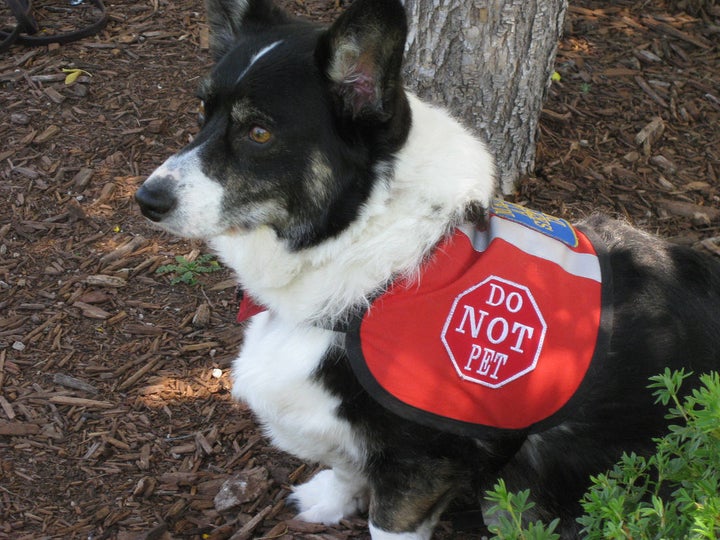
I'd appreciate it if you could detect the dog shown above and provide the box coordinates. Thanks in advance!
[135,0,720,537]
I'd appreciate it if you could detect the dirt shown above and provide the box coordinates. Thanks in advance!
[0,1,718,539]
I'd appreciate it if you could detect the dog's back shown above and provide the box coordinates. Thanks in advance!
[495,215,720,535]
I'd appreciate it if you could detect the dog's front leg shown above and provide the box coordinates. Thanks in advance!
[365,457,463,540]
[290,466,369,524]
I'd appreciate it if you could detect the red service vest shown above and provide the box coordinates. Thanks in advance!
[345,199,611,435]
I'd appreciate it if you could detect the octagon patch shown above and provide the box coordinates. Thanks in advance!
[441,276,547,389]
[345,200,611,435]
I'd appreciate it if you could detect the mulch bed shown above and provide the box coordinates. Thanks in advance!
[0,1,718,539]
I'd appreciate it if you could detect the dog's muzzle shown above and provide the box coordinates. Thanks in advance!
[135,177,177,222]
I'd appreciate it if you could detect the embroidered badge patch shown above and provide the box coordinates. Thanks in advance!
[491,199,579,248]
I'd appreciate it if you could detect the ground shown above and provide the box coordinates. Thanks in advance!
[0,1,718,539]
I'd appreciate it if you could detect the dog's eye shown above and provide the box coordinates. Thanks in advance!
[197,100,206,126]
[248,126,272,144]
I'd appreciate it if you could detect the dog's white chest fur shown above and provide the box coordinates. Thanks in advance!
[231,312,365,468]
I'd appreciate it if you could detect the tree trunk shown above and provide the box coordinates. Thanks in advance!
[402,0,567,193]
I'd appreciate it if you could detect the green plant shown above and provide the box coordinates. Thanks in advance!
[155,254,222,285]
[485,479,560,539]
[578,369,720,539]
[482,370,720,540]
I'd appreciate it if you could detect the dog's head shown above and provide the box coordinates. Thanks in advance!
[135,0,410,250]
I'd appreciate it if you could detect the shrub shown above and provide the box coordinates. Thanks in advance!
[484,369,720,539]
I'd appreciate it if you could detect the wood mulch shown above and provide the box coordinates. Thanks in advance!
[0,1,718,539]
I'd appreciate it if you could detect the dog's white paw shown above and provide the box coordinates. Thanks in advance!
[290,469,368,524]
[369,521,434,540]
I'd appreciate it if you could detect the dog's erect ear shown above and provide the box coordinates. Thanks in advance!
[316,0,407,123]
[205,0,290,59]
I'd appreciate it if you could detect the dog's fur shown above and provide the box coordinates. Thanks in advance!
[135,0,720,537]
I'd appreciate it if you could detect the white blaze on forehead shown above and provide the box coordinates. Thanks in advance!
[236,40,284,84]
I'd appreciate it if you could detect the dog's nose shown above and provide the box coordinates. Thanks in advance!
[135,178,177,222]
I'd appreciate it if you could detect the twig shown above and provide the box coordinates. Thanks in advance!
[229,505,274,540]
[0,349,5,392]
[49,396,115,409]
[118,356,163,391]
[52,373,99,394]
[641,16,713,49]
[635,76,668,108]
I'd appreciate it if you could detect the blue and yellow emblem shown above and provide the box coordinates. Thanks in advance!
[490,199,579,248]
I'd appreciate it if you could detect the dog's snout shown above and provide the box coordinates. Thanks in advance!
[135,178,177,222]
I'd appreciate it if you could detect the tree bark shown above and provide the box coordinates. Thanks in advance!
[402,0,567,193]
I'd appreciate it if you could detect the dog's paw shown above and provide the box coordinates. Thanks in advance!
[369,521,434,540]
[289,469,368,524]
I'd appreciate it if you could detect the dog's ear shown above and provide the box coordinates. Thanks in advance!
[205,0,290,59]
[316,0,407,123]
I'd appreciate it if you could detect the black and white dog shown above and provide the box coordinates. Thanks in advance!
[135,0,720,538]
